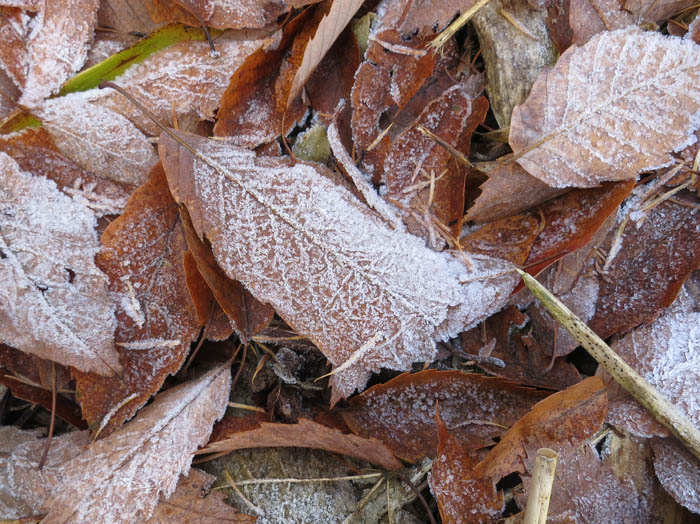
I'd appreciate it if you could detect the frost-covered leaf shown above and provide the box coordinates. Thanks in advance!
[146,468,255,524]
[342,370,548,462]
[0,5,29,89]
[199,416,402,470]
[19,0,99,107]
[283,0,364,106]
[652,437,700,514]
[97,0,158,35]
[0,152,119,376]
[36,93,157,185]
[143,0,292,29]
[86,32,270,136]
[160,130,518,401]
[73,164,202,436]
[43,364,231,524]
[509,28,700,188]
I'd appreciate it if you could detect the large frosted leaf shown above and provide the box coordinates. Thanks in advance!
[159,130,517,402]
[509,28,700,188]
[0,152,120,376]
[42,364,231,524]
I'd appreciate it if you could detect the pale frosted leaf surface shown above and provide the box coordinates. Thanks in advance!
[144,0,290,29]
[146,469,255,523]
[287,0,364,103]
[3,430,90,519]
[509,28,700,188]
[86,33,269,136]
[37,93,157,185]
[652,437,700,513]
[43,364,231,524]
[0,426,45,519]
[602,285,700,437]
[0,152,119,376]
[159,130,518,400]
[19,0,99,107]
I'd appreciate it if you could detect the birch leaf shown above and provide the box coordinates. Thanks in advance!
[42,364,231,524]
[159,130,518,401]
[35,93,157,185]
[0,152,120,376]
[19,0,99,107]
[509,28,700,188]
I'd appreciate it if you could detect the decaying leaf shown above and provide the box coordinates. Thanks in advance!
[0,152,119,376]
[19,0,99,107]
[652,437,700,514]
[0,5,29,89]
[159,129,518,401]
[43,364,230,524]
[36,93,157,185]
[509,28,700,187]
[199,415,402,470]
[342,370,549,462]
[73,164,202,435]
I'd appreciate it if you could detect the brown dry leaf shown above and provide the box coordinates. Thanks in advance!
[282,0,365,107]
[97,0,159,35]
[85,31,271,136]
[342,370,549,462]
[600,280,699,444]
[462,213,540,265]
[43,365,229,524]
[35,93,157,185]
[509,28,700,188]
[569,0,695,46]
[73,164,202,435]
[180,205,274,337]
[0,126,133,216]
[143,0,304,29]
[19,0,99,107]
[0,68,20,122]
[378,0,475,35]
[464,161,565,223]
[652,437,700,514]
[159,129,518,402]
[0,5,29,89]
[0,152,120,376]
[590,198,700,338]
[459,306,581,389]
[146,468,255,524]
[523,180,634,277]
[199,415,402,470]
[429,410,503,523]
[213,13,310,147]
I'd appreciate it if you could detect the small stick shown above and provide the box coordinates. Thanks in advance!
[523,448,558,524]
[429,0,493,50]
[517,268,700,460]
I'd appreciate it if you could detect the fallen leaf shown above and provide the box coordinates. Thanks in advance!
[377,0,474,35]
[0,152,120,376]
[19,0,99,107]
[652,437,700,514]
[0,5,29,89]
[199,415,402,470]
[159,129,518,401]
[35,93,157,185]
[462,213,540,265]
[73,164,202,435]
[97,0,158,35]
[143,0,295,29]
[180,205,274,337]
[146,468,255,523]
[342,370,549,462]
[429,409,503,523]
[283,0,365,107]
[43,364,230,524]
[509,28,700,187]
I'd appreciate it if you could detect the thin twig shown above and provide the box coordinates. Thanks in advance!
[523,448,558,524]
[38,363,56,470]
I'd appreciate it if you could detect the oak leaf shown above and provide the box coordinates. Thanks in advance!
[160,130,518,401]
[0,152,119,376]
[509,28,700,188]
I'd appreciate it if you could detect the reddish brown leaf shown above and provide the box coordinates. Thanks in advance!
[590,198,700,338]
[0,6,29,89]
[180,206,273,338]
[144,0,297,29]
[462,213,540,266]
[199,415,402,470]
[73,164,202,435]
[342,370,549,462]
[524,180,634,277]
[213,12,311,146]
[430,409,503,524]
